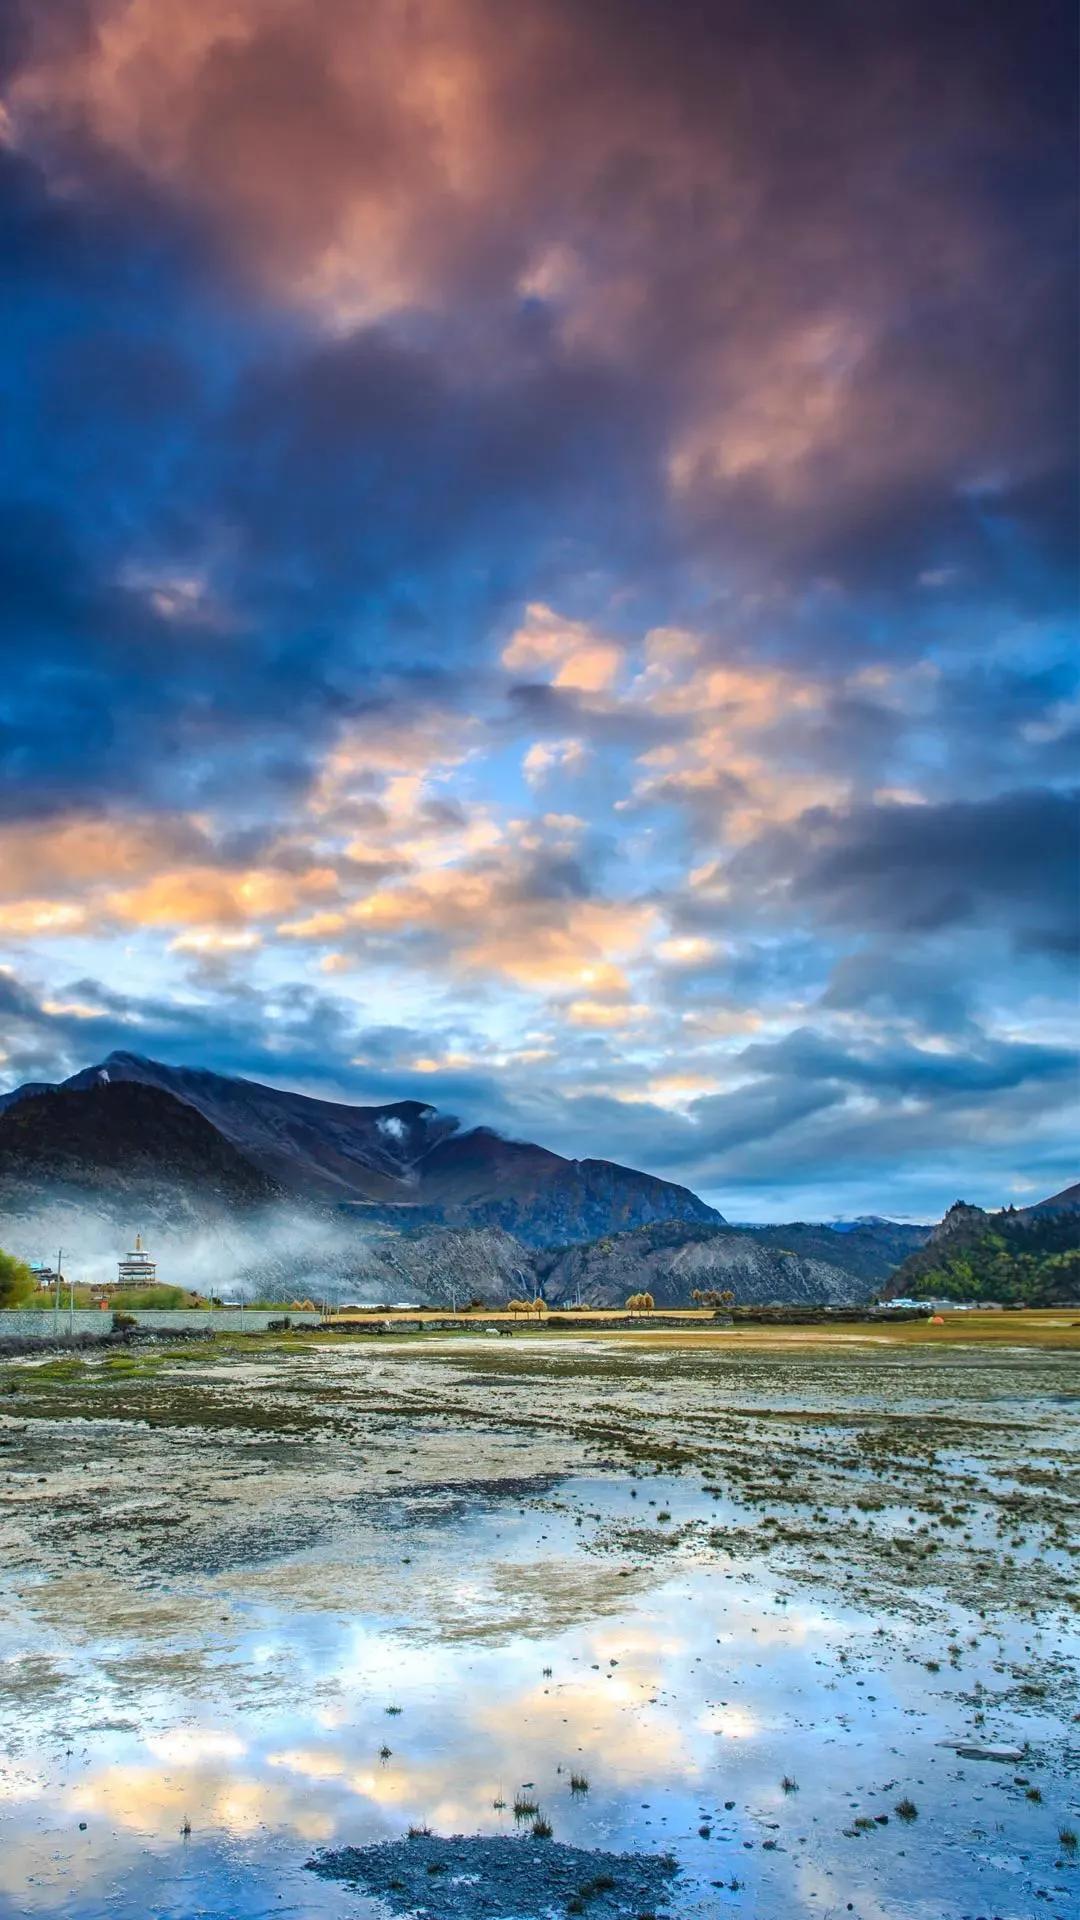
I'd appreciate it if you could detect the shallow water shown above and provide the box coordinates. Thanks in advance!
[0,1336,1077,1919]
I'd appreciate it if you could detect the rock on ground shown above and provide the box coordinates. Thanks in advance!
[306,1832,680,1917]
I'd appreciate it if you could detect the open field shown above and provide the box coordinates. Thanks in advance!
[325,1305,1080,1348]
[0,1326,1077,1918]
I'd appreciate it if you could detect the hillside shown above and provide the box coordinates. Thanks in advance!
[386,1128,721,1246]
[230,1223,535,1308]
[0,1082,283,1229]
[885,1189,1080,1306]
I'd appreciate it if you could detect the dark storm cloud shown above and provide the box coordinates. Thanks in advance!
[735,1027,1074,1099]
[0,1,1076,1215]
[0,134,664,815]
[213,319,663,604]
[6,0,1074,635]
[683,1076,1077,1215]
[729,789,1080,953]
[563,1028,1077,1217]
[819,952,976,1034]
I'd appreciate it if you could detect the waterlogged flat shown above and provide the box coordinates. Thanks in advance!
[0,1331,1077,1919]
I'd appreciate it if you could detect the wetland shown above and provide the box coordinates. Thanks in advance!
[0,1321,1077,1919]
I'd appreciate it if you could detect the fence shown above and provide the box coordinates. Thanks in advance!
[0,1307,324,1338]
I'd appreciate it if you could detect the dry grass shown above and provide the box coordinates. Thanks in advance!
[319,1308,1080,1352]
[581,1311,1080,1353]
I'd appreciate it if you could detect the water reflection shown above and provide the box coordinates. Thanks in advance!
[1,1469,1076,1920]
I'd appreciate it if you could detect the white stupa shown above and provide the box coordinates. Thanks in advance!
[117,1232,157,1288]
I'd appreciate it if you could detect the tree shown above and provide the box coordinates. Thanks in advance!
[0,1248,34,1308]
[691,1286,736,1311]
[626,1291,655,1316]
[507,1298,530,1316]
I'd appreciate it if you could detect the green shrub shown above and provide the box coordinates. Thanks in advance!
[0,1248,34,1308]
[111,1285,192,1310]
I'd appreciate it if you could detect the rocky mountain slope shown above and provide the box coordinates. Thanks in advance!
[234,1224,535,1308]
[743,1219,929,1281]
[0,1052,722,1248]
[535,1220,876,1308]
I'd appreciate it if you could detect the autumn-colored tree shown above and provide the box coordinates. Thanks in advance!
[692,1286,736,1310]
[626,1291,655,1316]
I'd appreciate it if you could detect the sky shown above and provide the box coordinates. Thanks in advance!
[0,0,1077,1221]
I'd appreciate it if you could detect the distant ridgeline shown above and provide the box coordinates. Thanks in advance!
[886,1189,1080,1307]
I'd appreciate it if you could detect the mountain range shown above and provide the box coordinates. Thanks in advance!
[16,1050,1071,1307]
[0,1050,721,1247]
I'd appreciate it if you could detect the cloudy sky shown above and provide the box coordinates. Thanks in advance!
[1,0,1076,1219]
